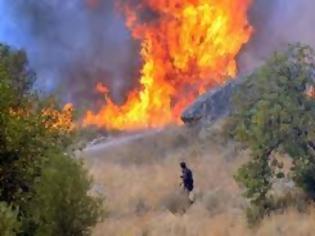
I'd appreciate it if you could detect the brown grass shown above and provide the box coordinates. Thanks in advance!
[80,123,315,236]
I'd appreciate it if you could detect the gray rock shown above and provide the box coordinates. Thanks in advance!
[181,80,239,125]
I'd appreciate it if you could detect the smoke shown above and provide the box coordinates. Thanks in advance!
[239,0,315,74]
[0,0,140,108]
[0,0,314,108]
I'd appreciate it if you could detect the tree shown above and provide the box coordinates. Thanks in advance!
[0,43,103,235]
[0,43,51,208]
[228,44,315,223]
[0,44,35,101]
[25,153,103,236]
[0,202,20,236]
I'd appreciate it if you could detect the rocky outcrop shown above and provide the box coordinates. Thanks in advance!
[181,80,239,126]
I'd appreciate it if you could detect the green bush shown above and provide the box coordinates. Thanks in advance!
[0,43,104,235]
[0,202,20,236]
[24,153,104,236]
[228,44,315,224]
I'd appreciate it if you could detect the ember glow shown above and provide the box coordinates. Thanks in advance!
[41,103,75,132]
[9,103,74,132]
[83,0,253,130]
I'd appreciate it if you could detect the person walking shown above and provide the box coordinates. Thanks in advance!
[180,162,194,203]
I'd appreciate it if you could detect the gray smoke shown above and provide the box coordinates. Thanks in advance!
[239,0,315,74]
[0,0,140,108]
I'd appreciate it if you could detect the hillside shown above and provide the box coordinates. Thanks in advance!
[80,123,315,236]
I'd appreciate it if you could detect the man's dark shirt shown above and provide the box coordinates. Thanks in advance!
[181,168,194,192]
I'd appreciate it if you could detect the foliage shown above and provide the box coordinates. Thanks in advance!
[0,44,35,101]
[0,44,47,208]
[0,43,74,210]
[228,44,315,224]
[0,202,21,236]
[0,43,103,235]
[25,153,104,236]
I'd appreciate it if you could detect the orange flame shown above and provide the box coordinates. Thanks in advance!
[84,0,253,130]
[9,103,74,133]
[41,103,75,132]
[96,82,109,94]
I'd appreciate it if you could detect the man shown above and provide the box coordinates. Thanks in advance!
[180,162,194,203]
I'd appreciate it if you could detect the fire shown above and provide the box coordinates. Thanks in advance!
[41,103,75,132]
[84,0,253,130]
[9,103,74,133]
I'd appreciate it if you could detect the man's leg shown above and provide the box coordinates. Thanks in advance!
[188,191,195,204]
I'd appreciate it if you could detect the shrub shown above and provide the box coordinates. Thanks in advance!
[0,43,104,235]
[0,202,20,236]
[229,44,315,224]
[24,153,104,236]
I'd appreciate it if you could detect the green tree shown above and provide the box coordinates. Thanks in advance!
[0,44,35,101]
[0,43,103,235]
[0,202,21,236]
[25,153,103,236]
[229,44,315,223]
[0,43,51,208]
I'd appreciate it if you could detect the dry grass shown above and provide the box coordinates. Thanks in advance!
[79,123,315,236]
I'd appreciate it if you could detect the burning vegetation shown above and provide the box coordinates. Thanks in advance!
[87,44,315,235]
[83,0,253,130]
[0,43,103,235]
[3,1,315,235]
[41,103,75,132]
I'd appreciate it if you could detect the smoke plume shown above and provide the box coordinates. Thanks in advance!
[239,0,315,74]
[0,0,140,108]
[0,0,314,108]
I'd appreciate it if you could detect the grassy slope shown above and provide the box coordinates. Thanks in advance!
[81,123,315,236]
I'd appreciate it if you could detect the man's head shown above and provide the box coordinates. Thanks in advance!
[180,162,187,169]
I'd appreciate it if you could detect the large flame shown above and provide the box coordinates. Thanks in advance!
[84,0,253,130]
